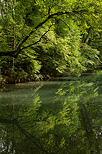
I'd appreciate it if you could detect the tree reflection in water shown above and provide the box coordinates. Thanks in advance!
[0,73,102,154]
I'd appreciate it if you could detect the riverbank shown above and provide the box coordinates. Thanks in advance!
[1,67,102,87]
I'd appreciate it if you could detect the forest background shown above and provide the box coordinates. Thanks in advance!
[0,0,102,84]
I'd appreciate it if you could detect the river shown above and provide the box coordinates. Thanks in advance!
[0,73,102,154]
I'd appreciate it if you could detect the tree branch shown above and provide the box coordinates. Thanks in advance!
[21,24,53,51]
[0,9,88,58]
[16,10,88,54]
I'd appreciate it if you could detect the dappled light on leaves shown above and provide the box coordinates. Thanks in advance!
[0,0,102,83]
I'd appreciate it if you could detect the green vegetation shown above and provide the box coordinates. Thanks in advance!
[0,73,102,153]
[0,0,102,83]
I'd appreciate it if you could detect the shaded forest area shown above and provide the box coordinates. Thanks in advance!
[0,0,102,84]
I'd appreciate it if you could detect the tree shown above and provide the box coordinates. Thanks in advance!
[0,0,101,83]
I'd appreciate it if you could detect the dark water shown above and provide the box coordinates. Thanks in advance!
[0,73,102,154]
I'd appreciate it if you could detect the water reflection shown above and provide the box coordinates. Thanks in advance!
[0,73,102,154]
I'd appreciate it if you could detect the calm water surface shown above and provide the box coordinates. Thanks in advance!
[0,73,102,154]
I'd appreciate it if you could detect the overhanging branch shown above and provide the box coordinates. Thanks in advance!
[21,24,53,51]
[0,9,88,58]
[16,9,88,53]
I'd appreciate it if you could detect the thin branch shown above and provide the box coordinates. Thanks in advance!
[56,18,71,31]
[21,24,53,50]
[20,22,26,48]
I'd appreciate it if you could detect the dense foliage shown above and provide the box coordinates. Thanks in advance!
[0,0,102,83]
[0,73,102,153]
